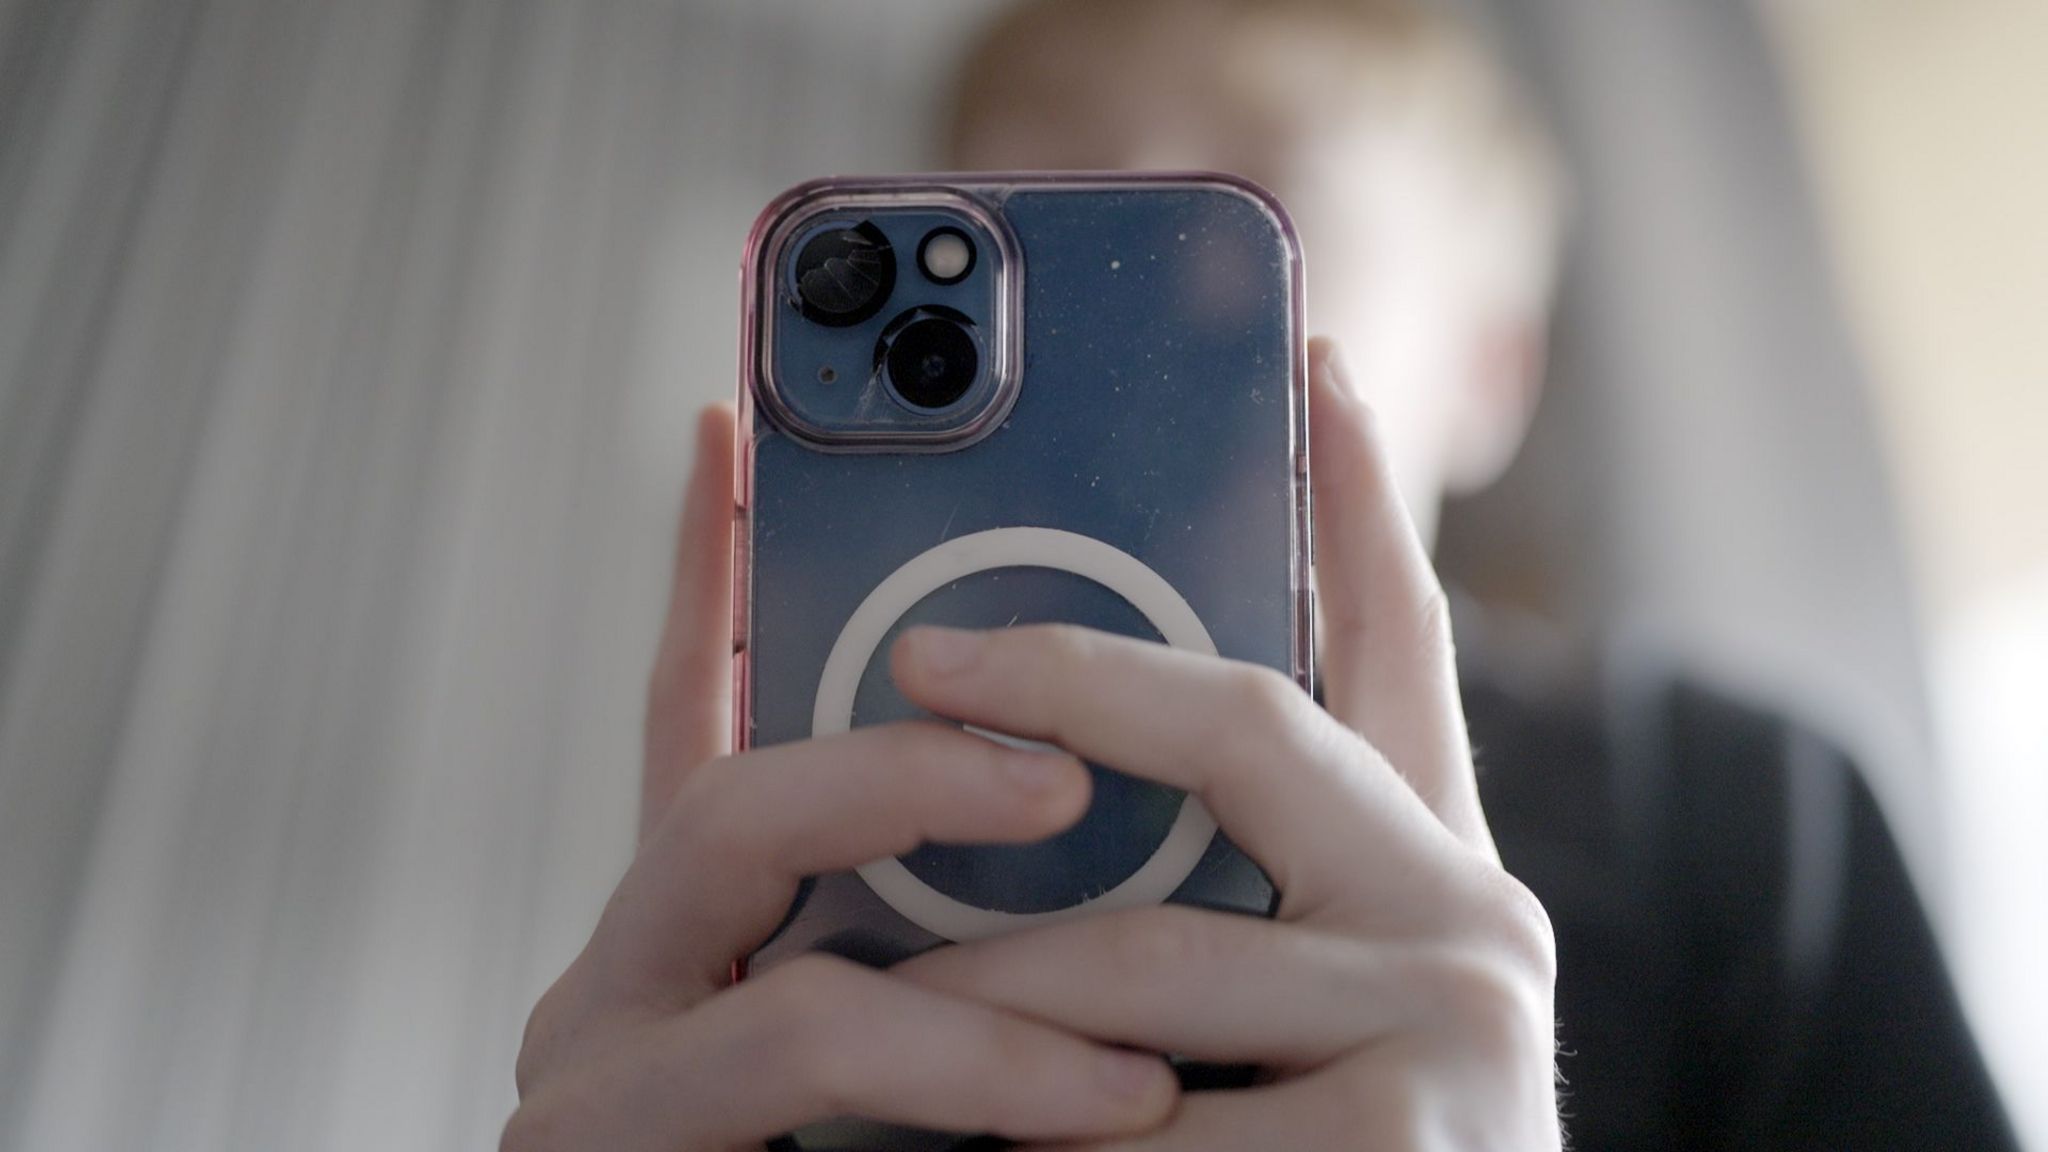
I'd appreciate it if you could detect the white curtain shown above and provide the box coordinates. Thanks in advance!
[0,2,998,1147]
[0,0,1958,1148]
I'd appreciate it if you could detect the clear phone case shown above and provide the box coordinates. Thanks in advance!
[733,173,1310,1151]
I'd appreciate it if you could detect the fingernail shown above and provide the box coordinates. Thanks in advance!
[910,626,984,675]
[1101,1049,1168,1101]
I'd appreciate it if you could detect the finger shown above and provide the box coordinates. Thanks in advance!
[1017,1040,1562,1152]
[1308,336,1492,849]
[505,954,1177,1152]
[643,403,737,843]
[598,723,1091,993]
[1009,1069,1412,1152]
[893,904,1428,1068]
[891,624,1462,916]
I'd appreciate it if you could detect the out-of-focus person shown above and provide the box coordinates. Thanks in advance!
[944,0,2017,1148]
[502,2,2021,1149]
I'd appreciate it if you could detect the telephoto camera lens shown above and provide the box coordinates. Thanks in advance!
[876,306,981,410]
[792,220,895,327]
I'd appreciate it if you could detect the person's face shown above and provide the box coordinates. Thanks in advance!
[951,8,1538,541]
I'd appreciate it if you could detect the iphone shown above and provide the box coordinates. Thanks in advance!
[733,173,1310,1151]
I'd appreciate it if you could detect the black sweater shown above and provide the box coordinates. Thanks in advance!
[1467,666,2018,1150]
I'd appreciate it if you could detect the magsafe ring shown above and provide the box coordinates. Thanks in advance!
[812,527,1219,942]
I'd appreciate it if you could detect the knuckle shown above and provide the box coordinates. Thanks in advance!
[512,983,568,1098]
[497,1106,539,1152]
[513,955,606,1098]
[764,952,861,1026]
[1414,589,1456,662]
[1231,661,1309,730]
[499,1096,574,1152]
[1192,661,1314,782]
[1468,865,1558,983]
[1428,946,1553,1062]
[1436,949,1518,1022]
[1036,620,1099,652]
[1018,624,1103,740]
[1028,622,1102,673]
[1501,878,1559,980]
[757,954,867,1102]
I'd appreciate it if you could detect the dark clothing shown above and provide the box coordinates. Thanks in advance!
[1466,665,2019,1150]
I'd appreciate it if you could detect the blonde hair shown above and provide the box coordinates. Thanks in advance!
[946,0,1566,312]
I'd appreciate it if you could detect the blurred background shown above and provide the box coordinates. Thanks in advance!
[0,0,2041,1148]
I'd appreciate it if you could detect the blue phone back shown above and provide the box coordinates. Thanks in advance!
[739,175,1309,979]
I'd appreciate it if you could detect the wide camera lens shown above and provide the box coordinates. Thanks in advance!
[792,220,895,327]
[877,307,980,410]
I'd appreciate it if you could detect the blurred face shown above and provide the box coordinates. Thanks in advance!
[951,5,1538,542]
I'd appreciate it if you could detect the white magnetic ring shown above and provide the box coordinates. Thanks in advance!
[814,527,1219,942]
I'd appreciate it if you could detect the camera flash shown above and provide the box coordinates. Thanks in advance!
[918,227,975,285]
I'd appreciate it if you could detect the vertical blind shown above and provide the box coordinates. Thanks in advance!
[0,2,997,1147]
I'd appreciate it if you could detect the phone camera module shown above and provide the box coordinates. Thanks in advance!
[793,220,895,328]
[877,306,981,410]
[917,226,976,285]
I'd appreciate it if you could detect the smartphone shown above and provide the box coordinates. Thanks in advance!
[733,173,1310,1151]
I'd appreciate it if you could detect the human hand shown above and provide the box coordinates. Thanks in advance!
[502,407,1181,1151]
[886,338,1561,1150]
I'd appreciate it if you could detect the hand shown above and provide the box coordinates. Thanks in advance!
[502,409,1181,1151]
[886,338,1561,1149]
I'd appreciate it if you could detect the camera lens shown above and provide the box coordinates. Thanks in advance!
[877,306,981,410]
[792,220,895,327]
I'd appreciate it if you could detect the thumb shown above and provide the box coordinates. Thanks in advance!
[642,403,737,843]
[1309,338,1492,851]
